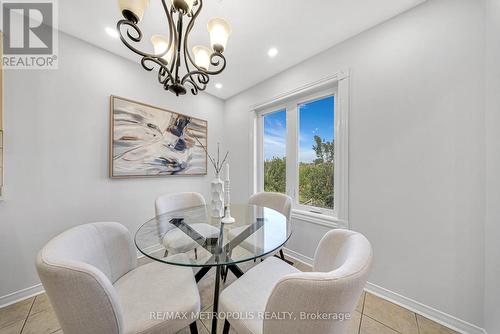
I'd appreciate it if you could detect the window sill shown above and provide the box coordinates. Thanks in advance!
[291,209,347,229]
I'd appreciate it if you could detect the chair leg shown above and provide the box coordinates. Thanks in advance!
[163,249,169,258]
[280,249,286,260]
[275,249,294,265]
[194,247,198,260]
[189,321,199,334]
[223,320,230,334]
[222,266,228,283]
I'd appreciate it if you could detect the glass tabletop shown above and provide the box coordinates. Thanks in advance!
[135,204,292,267]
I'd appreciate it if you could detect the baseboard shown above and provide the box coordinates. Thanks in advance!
[0,283,44,308]
[283,247,314,266]
[284,248,487,334]
[365,283,486,334]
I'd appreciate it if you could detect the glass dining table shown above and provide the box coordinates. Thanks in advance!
[135,203,292,334]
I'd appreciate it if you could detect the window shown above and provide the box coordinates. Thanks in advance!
[263,109,286,194]
[298,96,334,210]
[254,74,349,224]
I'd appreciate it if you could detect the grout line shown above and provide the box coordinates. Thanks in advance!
[19,296,36,334]
[415,313,422,334]
[202,303,214,312]
[356,292,366,334]
[361,292,366,314]
[199,319,210,333]
[363,314,404,334]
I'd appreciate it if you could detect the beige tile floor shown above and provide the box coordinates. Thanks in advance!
[0,256,459,334]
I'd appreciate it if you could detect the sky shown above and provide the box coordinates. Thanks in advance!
[263,96,334,163]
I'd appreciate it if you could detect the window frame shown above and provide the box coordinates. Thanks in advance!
[251,71,350,228]
[294,90,336,215]
[257,107,288,198]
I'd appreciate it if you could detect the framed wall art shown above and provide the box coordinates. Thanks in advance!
[109,96,207,178]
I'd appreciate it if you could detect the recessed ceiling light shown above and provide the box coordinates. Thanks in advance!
[268,47,278,58]
[215,83,223,89]
[105,27,119,39]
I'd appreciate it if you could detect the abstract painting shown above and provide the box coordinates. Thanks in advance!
[110,96,207,177]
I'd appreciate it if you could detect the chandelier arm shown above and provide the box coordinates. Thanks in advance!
[184,0,202,40]
[181,70,209,92]
[182,18,197,87]
[141,57,175,84]
[169,7,178,75]
[183,79,201,95]
[117,19,172,60]
[182,0,227,75]
[208,52,227,74]
[164,81,172,91]
[160,0,175,59]
[158,66,173,87]
[183,37,227,75]
[180,1,207,89]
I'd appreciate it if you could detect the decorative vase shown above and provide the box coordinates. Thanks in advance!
[210,176,224,217]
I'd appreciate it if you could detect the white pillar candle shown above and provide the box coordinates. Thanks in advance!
[225,163,230,181]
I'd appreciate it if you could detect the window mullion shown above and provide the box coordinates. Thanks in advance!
[285,103,298,203]
[256,114,264,193]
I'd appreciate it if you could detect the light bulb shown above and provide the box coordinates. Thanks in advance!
[151,35,174,64]
[171,0,195,14]
[207,18,231,53]
[119,0,149,23]
[193,46,211,71]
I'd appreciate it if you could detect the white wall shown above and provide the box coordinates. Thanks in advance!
[484,0,500,333]
[0,32,225,300]
[224,0,485,327]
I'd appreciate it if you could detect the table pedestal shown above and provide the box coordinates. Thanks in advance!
[195,265,244,333]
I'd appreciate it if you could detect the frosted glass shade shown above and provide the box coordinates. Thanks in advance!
[151,35,174,64]
[207,18,231,52]
[193,46,211,71]
[119,0,149,22]
[171,0,195,13]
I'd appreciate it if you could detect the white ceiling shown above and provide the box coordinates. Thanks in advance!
[58,0,425,99]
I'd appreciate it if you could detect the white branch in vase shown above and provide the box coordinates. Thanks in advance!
[195,137,229,175]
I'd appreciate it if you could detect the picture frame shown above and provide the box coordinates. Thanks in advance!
[109,96,208,178]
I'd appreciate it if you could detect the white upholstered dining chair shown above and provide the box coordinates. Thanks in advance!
[219,229,373,334]
[249,192,292,261]
[228,192,292,262]
[156,192,219,258]
[36,222,201,334]
[248,192,292,221]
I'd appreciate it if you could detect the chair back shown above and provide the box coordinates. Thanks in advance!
[155,192,206,216]
[264,229,372,334]
[36,222,137,334]
[248,192,292,220]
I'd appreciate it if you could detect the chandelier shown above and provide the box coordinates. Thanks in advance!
[117,0,231,96]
